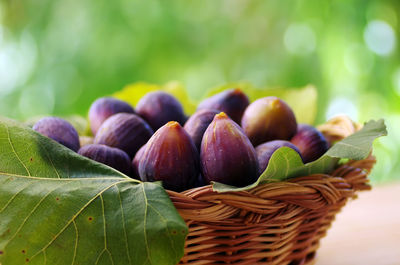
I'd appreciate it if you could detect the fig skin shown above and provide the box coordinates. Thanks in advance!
[132,144,146,179]
[201,112,259,187]
[79,136,94,147]
[138,121,200,191]
[291,124,329,163]
[89,97,135,135]
[183,109,220,150]
[33,117,80,152]
[78,144,131,175]
[135,91,186,131]
[241,96,297,146]
[94,113,153,158]
[197,89,249,124]
[256,140,302,175]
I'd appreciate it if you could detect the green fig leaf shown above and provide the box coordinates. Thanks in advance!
[0,117,187,265]
[213,119,387,192]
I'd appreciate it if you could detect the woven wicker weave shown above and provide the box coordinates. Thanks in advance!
[167,116,375,265]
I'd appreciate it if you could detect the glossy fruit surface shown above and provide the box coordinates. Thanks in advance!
[291,124,329,163]
[183,109,219,150]
[256,140,302,175]
[94,113,153,158]
[201,112,259,187]
[33,117,80,152]
[197,89,249,124]
[138,121,199,191]
[241,96,297,146]
[78,144,131,175]
[89,97,135,135]
[135,91,186,130]
[132,144,146,179]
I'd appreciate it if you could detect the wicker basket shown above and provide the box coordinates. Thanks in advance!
[167,116,375,265]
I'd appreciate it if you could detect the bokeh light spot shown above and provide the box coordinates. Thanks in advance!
[283,23,316,55]
[326,97,359,121]
[364,20,396,56]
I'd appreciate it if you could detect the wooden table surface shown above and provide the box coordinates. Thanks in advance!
[315,182,400,265]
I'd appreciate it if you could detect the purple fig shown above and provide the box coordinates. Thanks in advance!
[291,124,329,163]
[94,113,153,158]
[89,97,135,135]
[183,109,220,150]
[135,91,186,131]
[33,117,80,152]
[78,144,131,175]
[132,144,146,179]
[201,112,259,187]
[241,96,297,146]
[138,121,200,191]
[197,89,249,124]
[256,140,302,175]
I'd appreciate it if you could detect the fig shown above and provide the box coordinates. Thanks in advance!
[201,112,259,187]
[135,91,186,130]
[94,113,153,158]
[132,144,146,179]
[197,89,249,124]
[78,144,131,175]
[256,140,302,175]
[291,124,329,163]
[241,96,297,146]
[89,97,135,135]
[138,121,200,191]
[183,109,220,150]
[33,117,80,152]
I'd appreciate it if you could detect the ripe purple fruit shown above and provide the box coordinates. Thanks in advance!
[291,124,329,163]
[138,121,199,191]
[183,109,220,150]
[256,140,302,175]
[33,117,80,152]
[89,97,135,135]
[241,96,297,146]
[132,144,146,179]
[201,112,259,187]
[135,91,186,131]
[94,113,153,158]
[197,89,249,124]
[78,144,131,175]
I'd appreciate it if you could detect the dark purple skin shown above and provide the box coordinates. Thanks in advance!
[33,117,80,152]
[135,91,186,131]
[256,140,302,175]
[132,144,146,179]
[291,124,329,163]
[183,109,220,151]
[197,89,249,124]
[89,97,135,136]
[138,121,200,192]
[94,113,153,158]
[241,96,297,146]
[78,144,131,175]
[201,112,259,187]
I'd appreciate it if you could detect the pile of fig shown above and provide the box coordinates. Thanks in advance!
[33,89,329,191]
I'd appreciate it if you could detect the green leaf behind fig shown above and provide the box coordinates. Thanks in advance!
[0,117,187,265]
[213,119,387,192]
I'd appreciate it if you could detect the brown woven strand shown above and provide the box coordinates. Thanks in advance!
[167,116,374,265]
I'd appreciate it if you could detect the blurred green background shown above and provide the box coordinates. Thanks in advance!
[0,0,398,183]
